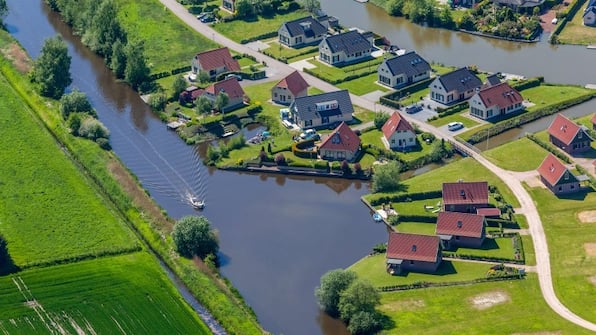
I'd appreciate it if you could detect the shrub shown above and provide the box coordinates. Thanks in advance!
[172,216,219,259]
[95,137,112,150]
[371,161,402,193]
[78,117,110,140]
[275,153,286,166]
[59,89,94,119]
[373,112,390,130]
[341,160,352,175]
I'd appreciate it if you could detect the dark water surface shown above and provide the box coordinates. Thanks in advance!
[4,1,594,334]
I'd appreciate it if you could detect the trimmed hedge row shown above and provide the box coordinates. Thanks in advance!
[149,65,193,80]
[378,274,523,292]
[303,66,378,85]
[379,77,435,108]
[551,0,587,42]
[510,76,543,91]
[486,218,520,229]
[467,92,595,144]
[443,252,524,264]
[368,190,442,206]
[240,31,278,44]
[261,46,319,64]
[292,139,317,159]
[394,215,436,223]
[525,133,572,164]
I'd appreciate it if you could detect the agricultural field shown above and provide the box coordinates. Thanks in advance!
[0,253,210,334]
[116,0,218,73]
[483,137,550,171]
[0,75,137,268]
[376,275,594,335]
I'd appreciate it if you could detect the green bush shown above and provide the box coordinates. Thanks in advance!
[368,190,442,206]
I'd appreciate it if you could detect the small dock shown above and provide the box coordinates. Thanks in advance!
[587,45,596,50]
[167,120,186,130]
[586,84,596,90]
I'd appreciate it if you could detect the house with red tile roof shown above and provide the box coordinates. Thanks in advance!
[318,122,361,162]
[436,212,486,249]
[469,82,524,120]
[381,111,417,151]
[202,77,246,113]
[591,113,596,130]
[537,153,580,195]
[191,47,241,80]
[442,181,489,213]
[386,232,442,274]
[271,71,309,105]
[547,114,592,155]
[476,207,501,219]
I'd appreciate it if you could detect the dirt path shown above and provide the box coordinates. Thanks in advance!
[158,0,596,331]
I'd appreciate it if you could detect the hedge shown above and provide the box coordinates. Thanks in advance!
[261,46,319,64]
[303,66,378,85]
[436,101,468,115]
[510,76,543,91]
[551,0,587,42]
[240,31,278,44]
[486,218,520,229]
[378,274,523,292]
[443,252,524,264]
[368,190,443,206]
[394,215,437,223]
[379,77,435,108]
[525,133,572,163]
[467,92,595,144]
[292,139,318,159]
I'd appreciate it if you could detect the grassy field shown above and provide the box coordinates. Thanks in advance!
[359,129,437,161]
[0,75,138,268]
[303,57,384,83]
[522,84,593,111]
[116,0,218,73]
[483,137,550,171]
[527,186,596,323]
[0,253,210,334]
[558,1,596,45]
[429,113,480,128]
[350,254,491,287]
[212,10,308,42]
[365,157,520,207]
[337,72,391,96]
[394,221,437,235]
[450,237,516,260]
[377,275,594,335]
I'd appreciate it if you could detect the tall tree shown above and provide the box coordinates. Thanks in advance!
[300,0,320,14]
[124,40,150,91]
[338,280,380,322]
[371,160,402,193]
[214,92,229,112]
[172,75,187,100]
[195,95,213,114]
[83,0,125,57]
[33,36,72,99]
[110,39,127,79]
[59,89,94,119]
[172,216,219,259]
[315,269,357,317]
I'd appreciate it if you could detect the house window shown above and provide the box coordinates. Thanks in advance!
[332,55,340,63]
[296,36,302,44]
[409,138,413,142]
[558,186,562,191]
[391,139,395,144]
[305,120,312,127]
[571,184,575,189]
[455,236,460,240]
[409,260,414,265]
[396,77,404,84]
[379,75,391,85]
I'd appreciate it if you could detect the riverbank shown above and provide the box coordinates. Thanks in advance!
[0,30,263,335]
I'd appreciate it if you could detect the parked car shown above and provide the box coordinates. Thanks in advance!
[225,73,243,81]
[196,13,207,20]
[447,122,464,131]
[299,129,319,141]
[200,15,215,23]
[405,104,422,114]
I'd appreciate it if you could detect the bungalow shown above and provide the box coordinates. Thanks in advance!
[436,212,486,249]
[289,90,354,129]
[381,111,417,150]
[469,82,524,120]
[278,16,327,48]
[377,51,431,89]
[547,114,592,154]
[202,77,245,113]
[318,30,374,66]
[386,232,442,274]
[442,181,489,213]
[537,153,581,195]
[429,67,482,105]
[271,71,309,105]
[191,47,241,80]
[318,122,361,162]
[222,0,235,13]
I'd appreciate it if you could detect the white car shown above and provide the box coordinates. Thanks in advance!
[447,122,464,131]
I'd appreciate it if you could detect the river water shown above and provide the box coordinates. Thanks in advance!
[4,1,594,334]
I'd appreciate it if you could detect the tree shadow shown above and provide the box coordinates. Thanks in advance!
[379,312,396,331]
[556,188,592,201]
[573,149,596,159]
[394,260,457,277]
[0,237,20,276]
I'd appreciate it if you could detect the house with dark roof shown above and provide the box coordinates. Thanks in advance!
[381,111,417,150]
[271,71,309,105]
[377,52,431,89]
[429,67,482,105]
[201,77,246,113]
[278,17,328,48]
[318,122,361,162]
[547,114,592,155]
[289,90,354,129]
[537,153,580,195]
[191,47,241,80]
[442,181,489,213]
[316,14,340,30]
[469,82,524,120]
[386,232,442,274]
[318,30,374,66]
[221,0,235,12]
[585,2,596,26]
[484,74,502,87]
[436,212,487,249]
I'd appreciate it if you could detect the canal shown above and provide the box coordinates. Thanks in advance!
[4,1,595,334]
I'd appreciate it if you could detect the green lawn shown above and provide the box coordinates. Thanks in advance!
[116,0,218,73]
[392,197,442,216]
[0,75,137,268]
[360,129,386,148]
[366,158,520,207]
[527,186,596,323]
[450,237,516,260]
[377,275,594,335]
[522,84,593,112]
[350,254,491,287]
[558,1,596,45]
[337,72,391,96]
[483,137,550,171]
[429,113,480,128]
[212,10,308,42]
[521,235,536,265]
[0,253,210,334]
[394,221,437,235]
[262,41,319,61]
[304,57,384,83]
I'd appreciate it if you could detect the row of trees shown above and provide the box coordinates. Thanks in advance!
[315,269,384,335]
[45,0,150,90]
[233,0,319,19]
[0,0,7,25]
[385,0,455,29]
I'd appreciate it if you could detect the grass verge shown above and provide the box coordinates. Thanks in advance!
[483,137,550,171]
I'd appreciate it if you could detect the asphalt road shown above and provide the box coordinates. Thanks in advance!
[157,0,596,331]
